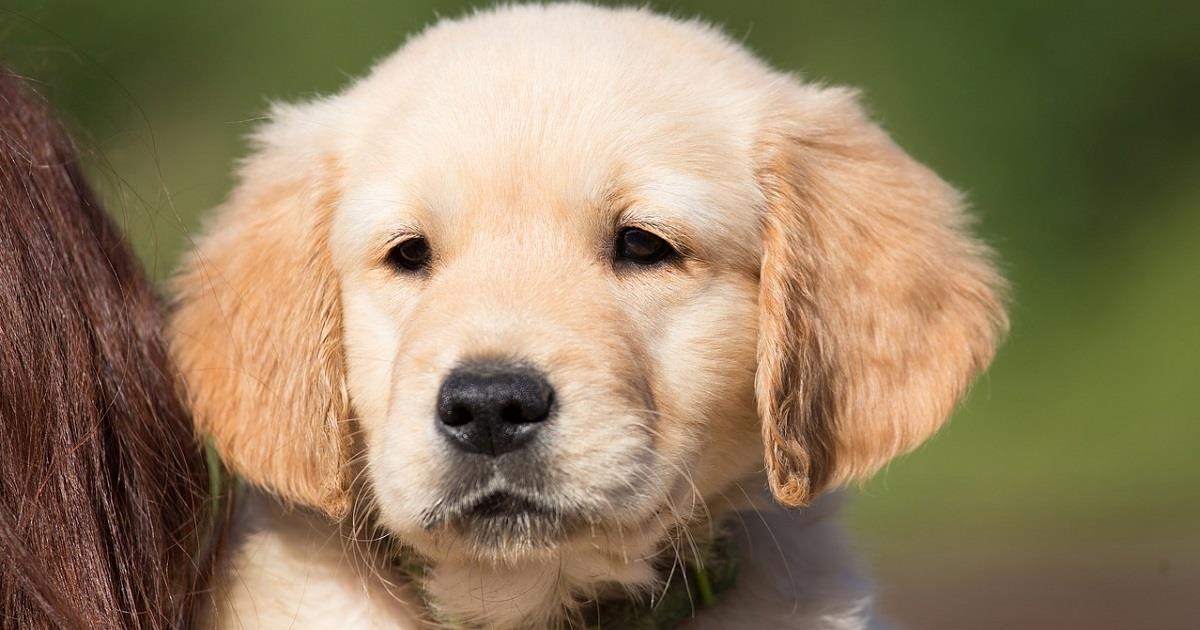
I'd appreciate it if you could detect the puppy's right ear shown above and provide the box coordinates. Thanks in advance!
[170,102,352,517]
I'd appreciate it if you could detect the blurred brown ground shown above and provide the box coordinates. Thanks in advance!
[868,536,1200,629]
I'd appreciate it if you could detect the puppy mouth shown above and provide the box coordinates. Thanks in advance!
[414,452,665,554]
[465,491,549,520]
[422,489,578,551]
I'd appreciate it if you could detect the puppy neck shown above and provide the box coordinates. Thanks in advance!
[391,506,750,628]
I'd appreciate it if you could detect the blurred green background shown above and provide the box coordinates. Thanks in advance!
[4,2,1196,628]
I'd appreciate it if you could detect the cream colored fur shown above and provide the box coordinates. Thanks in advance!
[172,4,1006,628]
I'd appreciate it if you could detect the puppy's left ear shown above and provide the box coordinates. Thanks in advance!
[755,85,1008,507]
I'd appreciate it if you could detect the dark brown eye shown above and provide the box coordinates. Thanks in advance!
[615,227,676,266]
[387,237,431,272]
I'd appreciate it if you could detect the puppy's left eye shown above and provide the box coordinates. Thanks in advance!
[615,227,676,266]
[386,236,432,272]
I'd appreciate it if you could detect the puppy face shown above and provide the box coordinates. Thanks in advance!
[171,4,1006,623]
[330,83,766,558]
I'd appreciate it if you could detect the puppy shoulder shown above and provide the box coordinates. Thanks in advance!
[202,489,425,629]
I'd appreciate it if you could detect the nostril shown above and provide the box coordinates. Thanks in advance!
[444,404,473,427]
[500,390,553,424]
[500,401,524,424]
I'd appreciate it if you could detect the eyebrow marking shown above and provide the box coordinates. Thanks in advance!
[615,169,718,257]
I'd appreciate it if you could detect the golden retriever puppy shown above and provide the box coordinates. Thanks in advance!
[170,4,1006,628]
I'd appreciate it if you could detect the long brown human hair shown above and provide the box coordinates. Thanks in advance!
[0,67,220,629]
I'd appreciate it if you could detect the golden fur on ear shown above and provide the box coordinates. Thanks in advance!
[169,104,351,517]
[756,86,1008,507]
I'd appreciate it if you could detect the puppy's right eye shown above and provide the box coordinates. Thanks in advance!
[386,237,431,272]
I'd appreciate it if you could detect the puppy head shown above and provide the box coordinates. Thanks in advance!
[170,3,1005,622]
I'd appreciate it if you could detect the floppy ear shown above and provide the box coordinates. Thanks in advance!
[170,102,352,517]
[755,86,1008,507]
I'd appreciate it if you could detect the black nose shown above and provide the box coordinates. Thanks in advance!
[436,362,555,456]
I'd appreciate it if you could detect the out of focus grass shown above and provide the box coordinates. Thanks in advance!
[4,1,1197,626]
